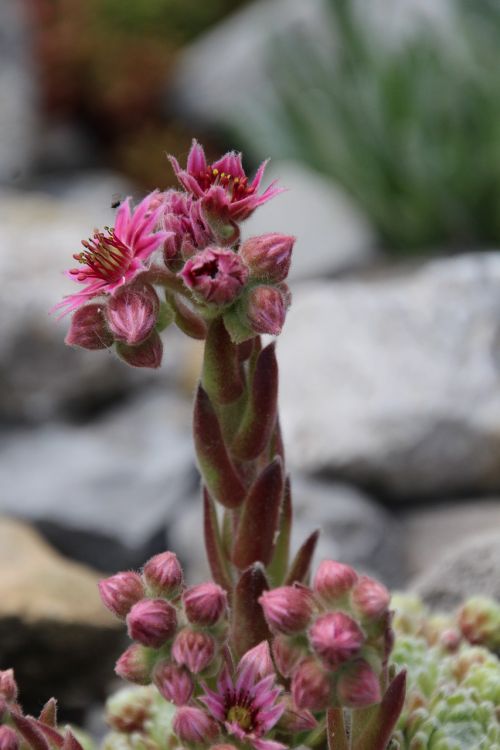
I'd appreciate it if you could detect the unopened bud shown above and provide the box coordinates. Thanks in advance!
[244,285,287,336]
[126,598,177,648]
[173,706,219,744]
[239,233,294,283]
[183,582,227,627]
[106,685,154,733]
[277,699,317,732]
[351,576,390,620]
[65,304,113,350]
[313,560,358,604]
[153,661,193,706]
[172,628,216,674]
[272,635,304,678]
[259,585,313,634]
[440,628,462,652]
[336,660,381,708]
[0,727,19,750]
[180,247,248,306]
[309,612,365,668]
[143,551,183,598]
[106,284,159,345]
[114,644,154,685]
[116,330,163,369]
[0,670,18,702]
[291,658,331,711]
[98,572,144,619]
[238,641,274,679]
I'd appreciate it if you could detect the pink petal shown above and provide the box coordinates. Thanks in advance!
[251,739,288,750]
[114,197,132,239]
[187,140,208,175]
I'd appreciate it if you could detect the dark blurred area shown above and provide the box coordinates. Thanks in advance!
[1,0,500,728]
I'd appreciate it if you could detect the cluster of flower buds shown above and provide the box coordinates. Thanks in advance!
[98,551,229,701]
[56,140,295,368]
[0,670,86,750]
[259,561,392,711]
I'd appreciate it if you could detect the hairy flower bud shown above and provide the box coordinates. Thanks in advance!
[244,285,287,336]
[272,635,305,678]
[291,658,331,711]
[0,727,19,750]
[239,233,294,282]
[115,644,154,685]
[172,628,216,674]
[143,551,183,598]
[313,560,358,604]
[239,641,274,679]
[153,660,193,706]
[126,598,177,648]
[351,576,390,620]
[183,582,227,627]
[336,660,381,708]
[98,572,144,619]
[309,612,365,668]
[180,247,248,306]
[259,585,313,634]
[173,706,219,744]
[0,671,17,704]
[65,303,113,350]
[277,699,317,732]
[106,284,159,345]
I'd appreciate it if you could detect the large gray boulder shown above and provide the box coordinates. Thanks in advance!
[0,390,196,571]
[278,253,500,499]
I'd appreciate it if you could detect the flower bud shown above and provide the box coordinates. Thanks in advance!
[277,699,317,732]
[259,585,313,634]
[239,641,274,679]
[115,644,154,685]
[309,612,365,668]
[143,551,183,598]
[183,582,227,627]
[291,658,332,711]
[106,284,159,345]
[244,285,287,336]
[440,628,462,652]
[239,233,294,282]
[180,247,248,306]
[65,304,113,350]
[313,560,358,604]
[106,685,154,733]
[126,598,177,648]
[116,330,163,369]
[351,577,390,620]
[172,628,216,674]
[0,727,19,750]
[153,660,193,706]
[0,670,18,703]
[336,660,381,708]
[272,635,304,678]
[173,706,219,744]
[98,572,144,619]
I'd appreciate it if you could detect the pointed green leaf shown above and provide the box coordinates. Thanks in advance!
[285,529,320,585]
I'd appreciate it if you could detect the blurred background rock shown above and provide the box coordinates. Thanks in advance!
[2,0,500,725]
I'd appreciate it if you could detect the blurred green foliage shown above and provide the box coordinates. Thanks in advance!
[235,0,500,254]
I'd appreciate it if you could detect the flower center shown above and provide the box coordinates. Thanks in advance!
[197,168,255,202]
[71,230,130,282]
[226,705,253,731]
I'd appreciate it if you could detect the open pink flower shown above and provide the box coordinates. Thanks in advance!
[54,192,171,316]
[200,652,286,750]
[169,140,282,222]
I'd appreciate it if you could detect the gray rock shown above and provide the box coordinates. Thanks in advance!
[410,532,500,609]
[0,517,121,717]
[0,2,37,183]
[0,390,196,571]
[402,500,500,578]
[0,179,197,424]
[169,475,404,587]
[278,253,500,499]
[242,161,376,280]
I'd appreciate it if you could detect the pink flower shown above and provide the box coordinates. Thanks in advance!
[126,598,177,648]
[173,706,219,744]
[0,670,17,703]
[180,247,249,306]
[153,660,193,706]
[54,192,171,316]
[162,190,213,263]
[336,660,381,708]
[308,612,365,668]
[244,285,288,336]
[143,551,184,598]
[239,234,294,283]
[290,658,331,711]
[0,727,19,750]
[183,582,228,627]
[172,628,216,674]
[313,560,358,604]
[238,641,274,679]
[351,576,390,620]
[200,655,286,750]
[114,644,153,685]
[98,571,144,619]
[169,140,282,222]
[259,585,313,634]
[105,283,159,345]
